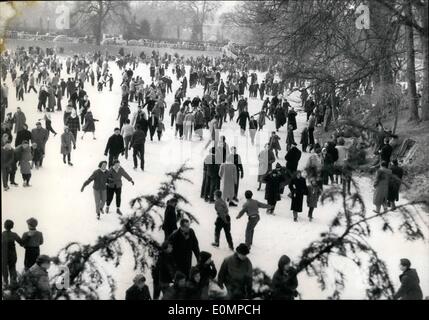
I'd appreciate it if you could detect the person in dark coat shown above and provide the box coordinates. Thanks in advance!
[15,124,32,147]
[287,107,297,131]
[263,164,284,214]
[65,109,81,142]
[236,108,250,135]
[194,251,217,299]
[228,147,244,201]
[271,255,298,300]
[168,219,200,279]
[162,198,181,240]
[22,217,44,270]
[378,137,393,166]
[152,241,176,299]
[202,147,221,202]
[306,179,322,221]
[2,220,23,286]
[81,108,98,140]
[285,143,301,174]
[125,274,152,300]
[117,101,131,130]
[289,171,308,222]
[104,128,124,168]
[129,124,146,171]
[388,159,404,210]
[275,106,286,131]
[301,127,309,152]
[148,113,159,141]
[393,258,423,300]
[1,142,16,191]
[217,243,253,300]
[31,122,49,164]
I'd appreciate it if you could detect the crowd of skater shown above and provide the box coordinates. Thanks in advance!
[1,45,424,300]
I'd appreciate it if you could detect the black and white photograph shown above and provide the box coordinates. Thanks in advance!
[1,0,428,306]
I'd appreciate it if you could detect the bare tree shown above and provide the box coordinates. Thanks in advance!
[71,1,130,45]
[178,0,221,41]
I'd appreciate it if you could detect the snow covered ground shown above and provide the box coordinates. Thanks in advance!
[2,57,429,299]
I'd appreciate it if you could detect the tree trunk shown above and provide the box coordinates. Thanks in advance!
[405,0,419,121]
[420,0,429,121]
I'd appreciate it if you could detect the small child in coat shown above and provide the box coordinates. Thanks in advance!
[22,218,44,270]
[301,127,309,152]
[306,179,322,221]
[157,120,165,141]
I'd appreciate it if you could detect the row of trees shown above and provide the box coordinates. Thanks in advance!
[230,0,428,123]
[69,1,223,44]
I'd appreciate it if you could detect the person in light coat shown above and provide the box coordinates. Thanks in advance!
[219,157,238,206]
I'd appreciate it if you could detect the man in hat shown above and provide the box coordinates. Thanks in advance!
[393,258,423,300]
[125,274,152,300]
[285,142,302,174]
[31,121,49,167]
[22,254,51,299]
[217,243,253,299]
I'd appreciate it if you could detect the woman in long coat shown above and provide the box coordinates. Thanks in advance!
[47,85,55,112]
[219,158,237,205]
[289,171,308,222]
[263,164,283,214]
[373,162,391,213]
[257,143,276,191]
[15,141,33,186]
[65,109,80,142]
[81,108,98,140]
[60,126,76,166]
[387,159,403,209]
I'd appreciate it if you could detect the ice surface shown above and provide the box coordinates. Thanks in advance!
[2,57,428,299]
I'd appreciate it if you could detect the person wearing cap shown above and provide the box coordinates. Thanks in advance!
[22,254,51,300]
[104,127,124,168]
[22,218,44,270]
[125,274,152,300]
[2,219,23,286]
[31,121,49,166]
[393,259,423,300]
[271,255,298,300]
[217,243,253,300]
